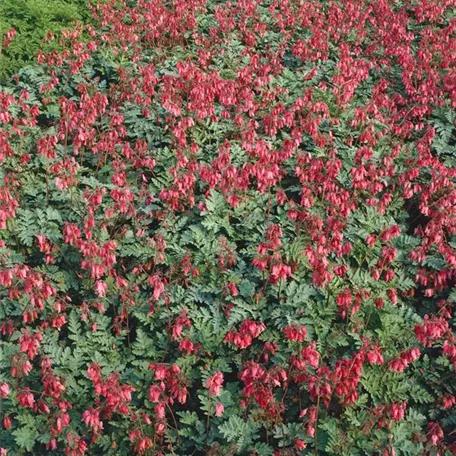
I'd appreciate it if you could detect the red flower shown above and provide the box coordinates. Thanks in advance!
[82,408,103,434]
[0,382,10,398]
[390,402,407,422]
[206,372,224,397]
[283,324,307,342]
[17,388,34,408]
[215,402,224,417]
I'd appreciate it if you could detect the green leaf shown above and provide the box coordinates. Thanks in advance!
[13,424,38,451]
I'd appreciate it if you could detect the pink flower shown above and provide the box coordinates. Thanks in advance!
[270,263,292,283]
[148,274,165,300]
[149,385,162,403]
[390,402,406,422]
[94,280,107,297]
[367,347,384,365]
[227,282,239,296]
[366,234,377,247]
[3,416,11,429]
[215,402,224,417]
[442,394,456,409]
[380,225,401,242]
[205,372,224,397]
[283,325,307,342]
[155,402,166,419]
[0,382,10,398]
[427,422,444,446]
[46,439,57,451]
[17,388,34,408]
[82,408,103,433]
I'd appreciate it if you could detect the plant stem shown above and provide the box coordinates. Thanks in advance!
[314,394,320,456]
[205,394,212,449]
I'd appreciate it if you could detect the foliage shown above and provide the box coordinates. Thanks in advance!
[0,0,92,80]
[1,0,456,455]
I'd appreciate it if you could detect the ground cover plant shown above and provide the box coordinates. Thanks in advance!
[1,0,456,454]
[0,0,91,81]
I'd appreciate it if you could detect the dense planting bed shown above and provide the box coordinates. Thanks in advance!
[1,0,456,454]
